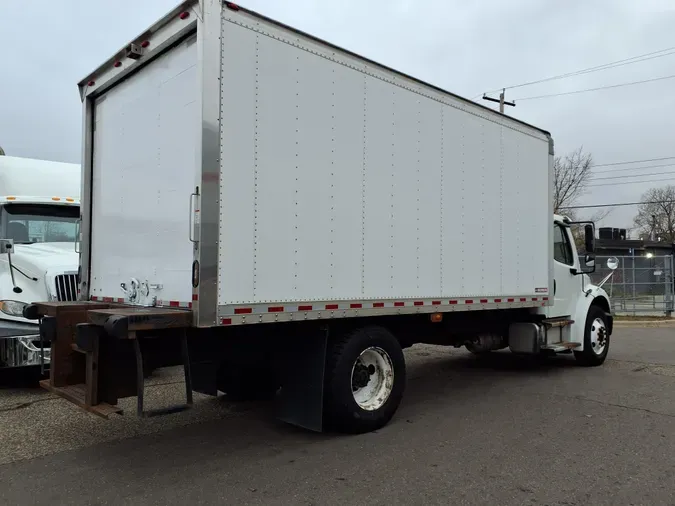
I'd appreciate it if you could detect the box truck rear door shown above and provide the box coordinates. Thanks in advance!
[89,35,198,307]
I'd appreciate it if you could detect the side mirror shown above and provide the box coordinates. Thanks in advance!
[607,256,619,270]
[584,254,595,268]
[0,238,14,254]
[584,224,595,253]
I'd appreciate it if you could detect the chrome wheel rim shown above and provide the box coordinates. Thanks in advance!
[590,318,608,356]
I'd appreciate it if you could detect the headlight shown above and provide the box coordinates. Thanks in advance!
[0,300,28,317]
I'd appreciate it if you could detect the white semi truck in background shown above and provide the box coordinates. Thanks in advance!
[26,0,617,433]
[0,155,80,373]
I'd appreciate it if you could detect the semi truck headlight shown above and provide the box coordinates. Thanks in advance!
[0,300,28,317]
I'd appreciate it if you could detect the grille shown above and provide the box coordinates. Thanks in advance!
[54,274,79,301]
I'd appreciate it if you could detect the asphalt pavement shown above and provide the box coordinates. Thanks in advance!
[1,327,675,505]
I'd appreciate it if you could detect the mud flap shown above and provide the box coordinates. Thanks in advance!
[275,327,327,432]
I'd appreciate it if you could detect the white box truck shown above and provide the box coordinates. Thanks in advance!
[26,0,617,433]
[0,155,80,373]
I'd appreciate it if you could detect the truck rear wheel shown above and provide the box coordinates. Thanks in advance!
[323,326,406,434]
[574,305,610,367]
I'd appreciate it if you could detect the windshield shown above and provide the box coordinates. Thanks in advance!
[3,203,79,244]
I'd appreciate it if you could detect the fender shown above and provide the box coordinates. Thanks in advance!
[570,278,612,351]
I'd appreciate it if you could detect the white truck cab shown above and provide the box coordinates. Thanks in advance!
[0,155,80,371]
[515,214,616,366]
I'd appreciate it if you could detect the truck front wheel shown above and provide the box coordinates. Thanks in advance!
[323,326,406,434]
[574,305,610,366]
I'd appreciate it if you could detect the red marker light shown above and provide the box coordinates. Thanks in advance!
[141,40,150,48]
[225,2,240,10]
[87,80,95,86]
[179,11,190,19]
[114,61,121,68]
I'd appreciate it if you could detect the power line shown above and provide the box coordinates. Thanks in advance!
[514,74,675,101]
[593,162,675,174]
[593,156,675,168]
[482,45,675,95]
[560,200,675,210]
[588,175,675,187]
[591,169,675,181]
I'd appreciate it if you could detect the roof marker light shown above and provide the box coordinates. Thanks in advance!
[52,197,61,201]
[179,11,190,19]
[114,61,122,68]
[141,40,150,48]
[225,2,240,10]
[66,197,75,202]
[87,80,95,87]
[6,196,16,201]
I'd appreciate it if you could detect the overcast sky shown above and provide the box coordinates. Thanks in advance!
[2,0,675,232]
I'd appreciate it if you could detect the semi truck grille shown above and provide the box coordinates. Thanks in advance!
[54,274,79,301]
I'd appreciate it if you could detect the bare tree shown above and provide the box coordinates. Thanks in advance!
[634,185,675,242]
[553,146,593,213]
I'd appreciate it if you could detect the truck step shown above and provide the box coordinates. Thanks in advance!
[542,317,575,328]
[541,341,581,352]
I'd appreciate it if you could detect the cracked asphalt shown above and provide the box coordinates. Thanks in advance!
[1,327,675,505]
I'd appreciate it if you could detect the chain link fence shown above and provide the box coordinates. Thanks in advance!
[591,255,674,316]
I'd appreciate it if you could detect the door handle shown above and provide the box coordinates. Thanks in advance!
[189,188,200,243]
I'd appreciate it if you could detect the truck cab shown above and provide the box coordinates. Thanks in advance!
[528,214,615,365]
[0,155,80,371]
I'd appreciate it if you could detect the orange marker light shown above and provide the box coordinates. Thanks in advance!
[52,197,61,201]
[430,313,443,323]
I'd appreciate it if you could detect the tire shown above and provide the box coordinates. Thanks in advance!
[323,326,406,434]
[217,364,280,402]
[574,305,610,367]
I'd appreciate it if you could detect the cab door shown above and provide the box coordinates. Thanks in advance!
[547,223,580,319]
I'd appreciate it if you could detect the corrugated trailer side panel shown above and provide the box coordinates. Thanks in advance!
[217,9,550,313]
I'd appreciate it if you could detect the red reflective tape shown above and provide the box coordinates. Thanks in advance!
[350,303,362,309]
[414,301,424,306]
[234,308,252,315]
[519,298,527,302]
[169,301,180,307]
[449,300,458,305]
[188,302,192,309]
[268,306,284,313]
[373,302,385,308]
[394,302,405,307]
[298,305,312,311]
[507,298,515,302]
[532,297,538,301]
[325,304,339,310]
[480,299,488,304]
[192,294,198,301]
[543,297,549,301]
[221,318,232,325]
[91,296,98,301]
[116,298,124,303]
[494,298,502,303]
[103,297,113,303]
[465,300,474,304]
[432,301,441,305]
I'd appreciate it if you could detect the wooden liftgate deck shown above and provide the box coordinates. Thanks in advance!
[24,302,194,418]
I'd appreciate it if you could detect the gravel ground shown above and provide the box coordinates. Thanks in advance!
[1,328,675,505]
[0,368,252,465]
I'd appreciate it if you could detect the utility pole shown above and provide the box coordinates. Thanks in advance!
[482,88,516,114]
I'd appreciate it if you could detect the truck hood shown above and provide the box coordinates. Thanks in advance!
[11,242,78,277]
